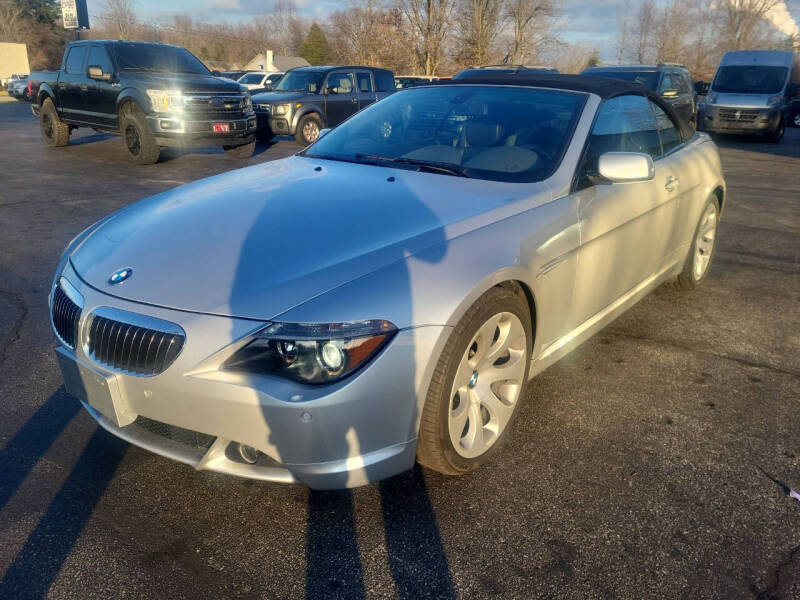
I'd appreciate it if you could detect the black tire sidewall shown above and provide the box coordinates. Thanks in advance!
[119,105,159,164]
[435,288,532,473]
[40,100,58,145]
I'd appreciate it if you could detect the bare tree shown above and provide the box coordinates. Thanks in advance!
[0,0,25,40]
[502,0,559,65]
[718,0,779,49]
[400,0,454,75]
[454,0,504,66]
[104,0,137,40]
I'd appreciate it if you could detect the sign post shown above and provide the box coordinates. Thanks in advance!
[61,0,90,33]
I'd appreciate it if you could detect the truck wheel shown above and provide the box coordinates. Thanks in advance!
[223,140,255,158]
[295,113,323,146]
[40,98,70,147]
[765,120,785,143]
[119,104,160,165]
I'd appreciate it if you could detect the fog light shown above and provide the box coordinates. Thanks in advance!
[320,341,344,371]
[238,443,259,464]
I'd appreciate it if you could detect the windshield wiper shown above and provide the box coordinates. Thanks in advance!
[354,154,470,177]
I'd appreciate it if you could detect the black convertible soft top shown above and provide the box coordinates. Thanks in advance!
[438,73,652,99]
[436,73,694,137]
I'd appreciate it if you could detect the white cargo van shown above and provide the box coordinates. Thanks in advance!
[699,50,799,142]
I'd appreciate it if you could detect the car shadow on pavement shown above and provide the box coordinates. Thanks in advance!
[0,391,128,600]
[68,133,116,147]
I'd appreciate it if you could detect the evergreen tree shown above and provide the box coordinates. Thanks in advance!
[300,23,332,65]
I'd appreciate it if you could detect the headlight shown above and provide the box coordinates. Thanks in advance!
[766,94,782,107]
[222,320,397,385]
[274,104,290,116]
[146,89,186,112]
[705,91,717,105]
[242,93,252,111]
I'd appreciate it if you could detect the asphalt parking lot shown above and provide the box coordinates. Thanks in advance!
[0,97,798,600]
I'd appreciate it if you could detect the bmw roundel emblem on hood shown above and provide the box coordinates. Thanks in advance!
[109,268,133,285]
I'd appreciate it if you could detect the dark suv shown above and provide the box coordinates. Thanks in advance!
[581,64,696,126]
[251,66,395,145]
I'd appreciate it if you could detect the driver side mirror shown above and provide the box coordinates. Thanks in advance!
[694,81,709,95]
[317,128,331,140]
[324,85,336,95]
[87,65,112,81]
[598,152,654,183]
[787,82,799,98]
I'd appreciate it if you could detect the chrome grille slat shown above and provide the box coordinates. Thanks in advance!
[51,286,81,348]
[86,314,184,376]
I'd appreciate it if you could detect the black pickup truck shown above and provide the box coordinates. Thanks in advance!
[29,40,257,164]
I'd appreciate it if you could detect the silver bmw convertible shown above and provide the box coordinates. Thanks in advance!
[51,75,725,489]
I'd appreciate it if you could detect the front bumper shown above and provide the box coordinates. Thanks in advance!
[698,104,782,135]
[254,109,294,136]
[51,262,445,489]
[146,113,257,147]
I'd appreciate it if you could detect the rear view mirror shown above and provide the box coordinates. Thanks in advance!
[598,152,654,183]
[87,65,111,81]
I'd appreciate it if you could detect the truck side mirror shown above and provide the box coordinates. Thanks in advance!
[787,82,799,98]
[88,65,111,81]
[694,81,709,95]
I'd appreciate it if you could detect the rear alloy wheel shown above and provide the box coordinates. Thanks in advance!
[417,286,532,475]
[224,140,256,158]
[792,112,800,128]
[676,195,720,290]
[119,104,160,165]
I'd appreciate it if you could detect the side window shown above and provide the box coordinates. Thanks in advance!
[651,102,682,155]
[355,72,372,93]
[88,46,114,75]
[374,70,395,92]
[65,46,88,75]
[659,72,674,93]
[326,72,353,94]
[577,95,660,188]
[675,73,690,94]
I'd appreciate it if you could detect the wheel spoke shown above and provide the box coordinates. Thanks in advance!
[460,401,485,453]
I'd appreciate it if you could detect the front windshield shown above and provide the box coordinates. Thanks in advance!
[712,66,788,94]
[239,73,264,84]
[305,85,586,183]
[275,70,324,93]
[113,44,210,75]
[586,70,660,91]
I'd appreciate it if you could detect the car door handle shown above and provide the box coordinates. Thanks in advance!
[351,97,359,104]
[665,175,679,192]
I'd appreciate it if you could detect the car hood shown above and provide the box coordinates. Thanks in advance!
[250,90,309,104]
[125,71,244,93]
[709,92,774,109]
[70,157,546,321]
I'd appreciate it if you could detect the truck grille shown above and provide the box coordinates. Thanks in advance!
[51,285,81,348]
[719,109,758,123]
[184,93,248,118]
[86,314,184,376]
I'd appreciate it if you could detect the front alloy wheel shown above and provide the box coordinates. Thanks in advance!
[692,202,718,281]
[448,312,527,459]
[417,286,532,475]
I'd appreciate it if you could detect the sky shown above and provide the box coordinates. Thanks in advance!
[85,0,800,61]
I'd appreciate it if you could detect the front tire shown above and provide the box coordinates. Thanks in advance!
[417,286,532,475]
[119,104,160,165]
[676,195,720,290]
[40,98,70,147]
[295,113,323,146]
[765,120,785,143]
[223,140,255,158]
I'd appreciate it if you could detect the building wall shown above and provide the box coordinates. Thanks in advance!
[0,43,30,80]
